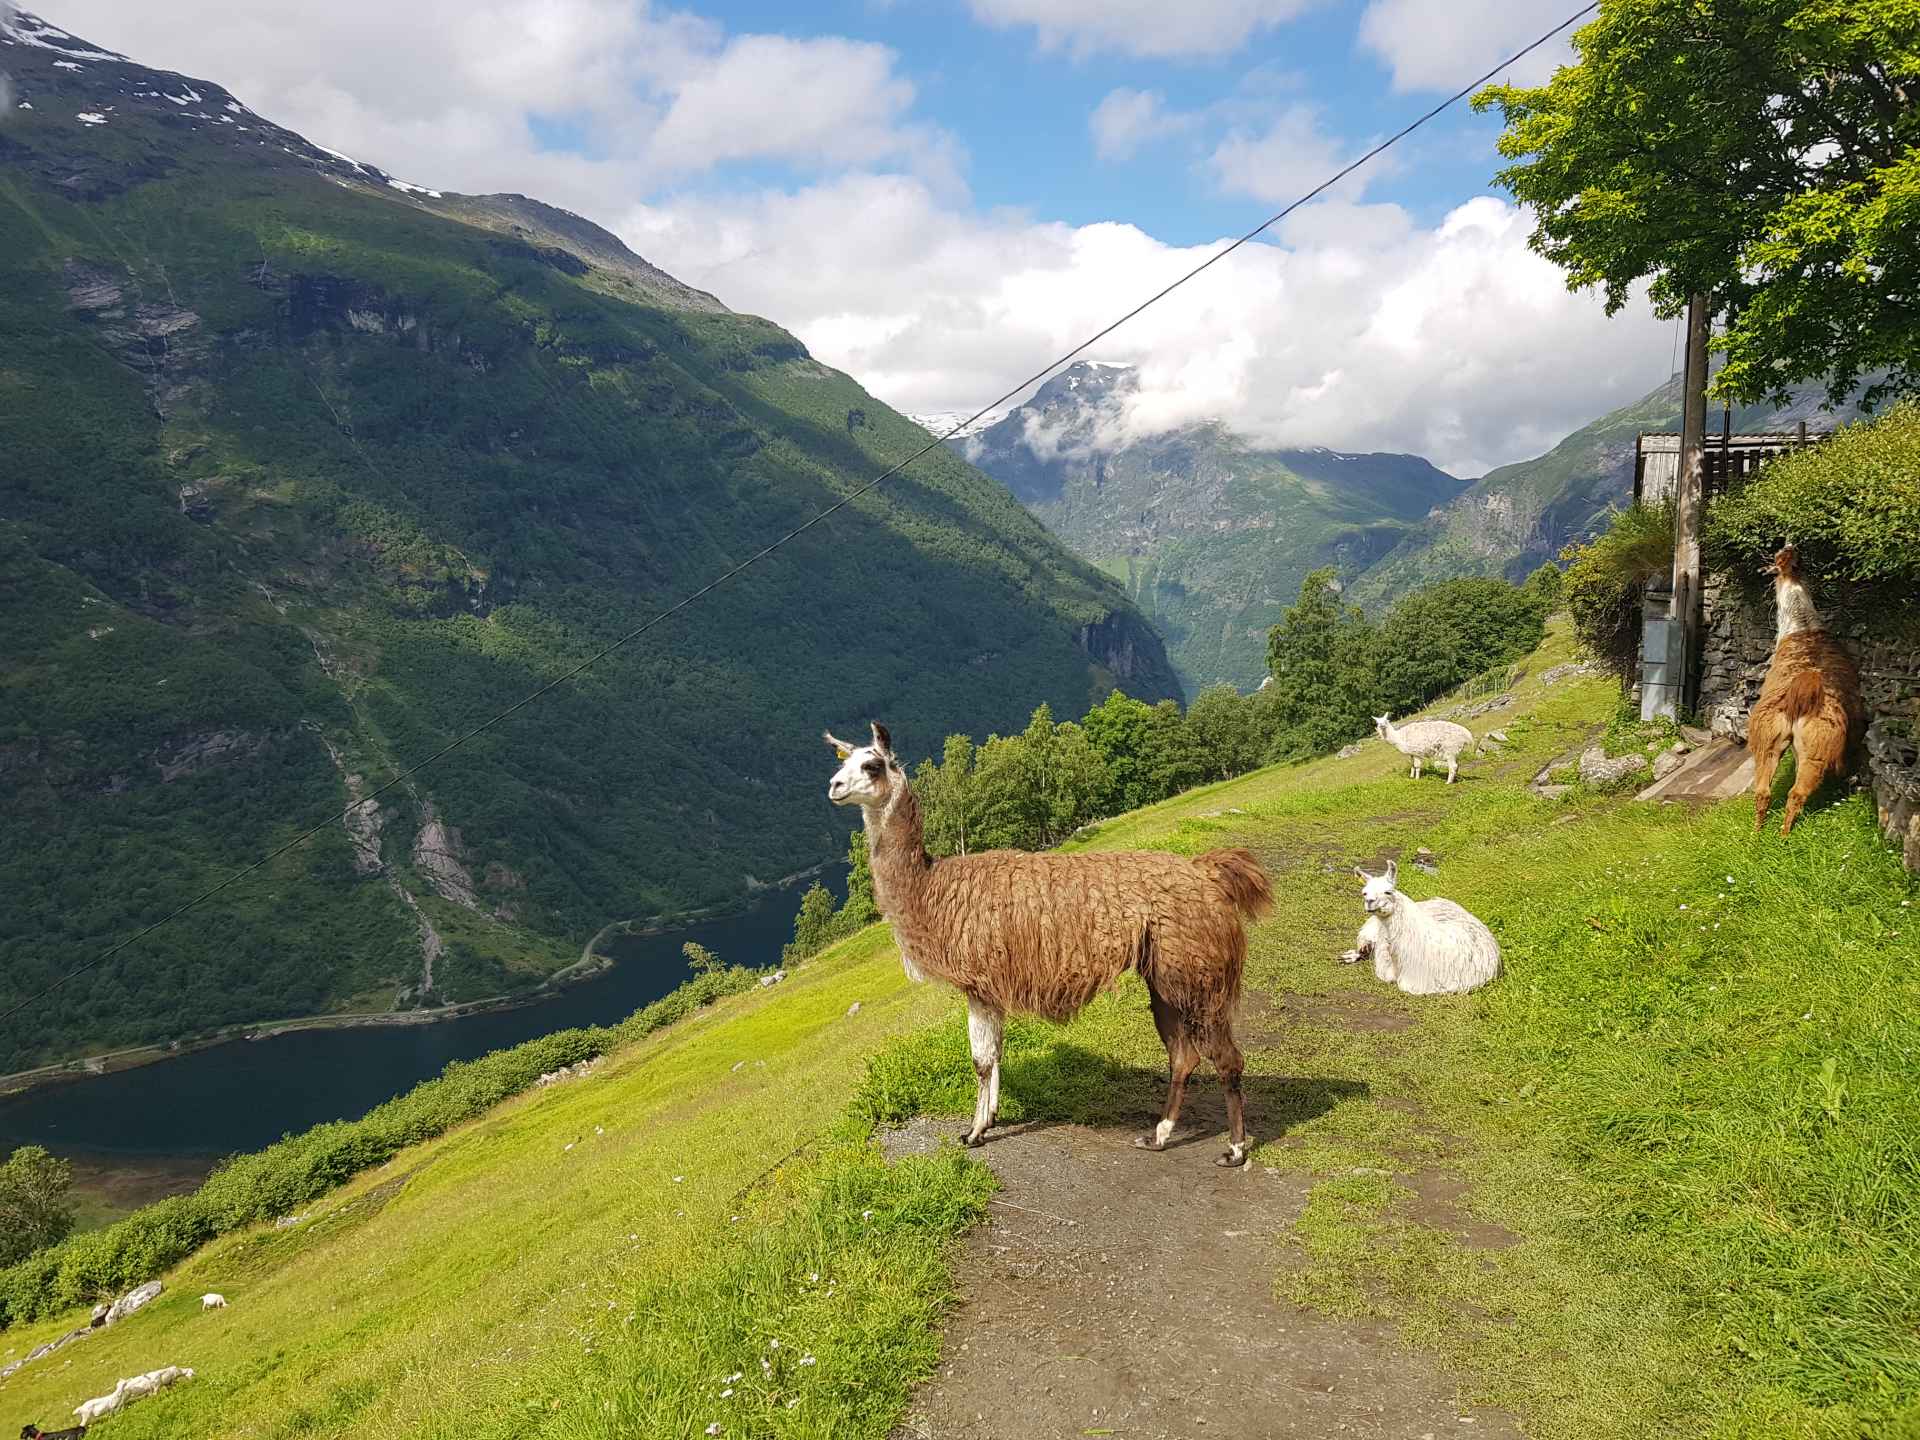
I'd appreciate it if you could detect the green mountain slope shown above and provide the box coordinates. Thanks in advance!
[0,9,1179,1069]
[958,362,1468,691]
[1348,372,1863,609]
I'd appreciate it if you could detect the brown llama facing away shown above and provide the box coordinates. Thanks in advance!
[826,722,1274,1166]
[1749,546,1865,835]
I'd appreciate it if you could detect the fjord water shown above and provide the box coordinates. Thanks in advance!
[0,867,848,1164]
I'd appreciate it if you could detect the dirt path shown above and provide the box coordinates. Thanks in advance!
[883,1112,1520,1440]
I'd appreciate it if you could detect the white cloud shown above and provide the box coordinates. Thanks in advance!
[1088,88,1193,163]
[968,0,1315,60]
[1208,102,1372,206]
[624,181,1668,476]
[1358,0,1582,94]
[50,0,955,207]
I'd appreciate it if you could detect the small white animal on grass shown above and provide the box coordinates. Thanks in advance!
[1339,861,1501,995]
[1374,714,1474,784]
[200,1293,227,1310]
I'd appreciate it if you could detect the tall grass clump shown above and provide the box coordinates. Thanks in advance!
[0,965,767,1329]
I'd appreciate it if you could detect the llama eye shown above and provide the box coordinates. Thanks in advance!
[862,761,883,776]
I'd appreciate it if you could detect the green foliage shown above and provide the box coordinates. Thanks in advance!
[783,883,844,968]
[842,830,879,928]
[0,1145,75,1266]
[1476,0,1920,408]
[681,942,724,977]
[0,965,764,1330]
[0,112,1180,1070]
[1521,560,1565,608]
[1264,569,1380,761]
[1370,578,1548,719]
[1706,400,1920,585]
[1561,503,1677,681]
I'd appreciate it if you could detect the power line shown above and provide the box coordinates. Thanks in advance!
[1,3,1598,1030]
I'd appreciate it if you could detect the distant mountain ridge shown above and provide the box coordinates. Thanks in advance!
[0,7,1178,1068]
[1348,373,1867,609]
[955,362,1468,690]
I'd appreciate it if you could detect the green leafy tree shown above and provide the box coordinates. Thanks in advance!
[1082,690,1160,810]
[1185,683,1263,781]
[1477,1,1920,408]
[915,734,980,859]
[1522,561,1566,609]
[681,942,724,977]
[840,830,879,927]
[0,1146,74,1266]
[1264,569,1378,759]
[782,883,841,967]
[1371,578,1548,716]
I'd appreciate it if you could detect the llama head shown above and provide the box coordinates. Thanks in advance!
[1372,714,1391,736]
[1772,545,1801,581]
[825,722,900,808]
[1353,860,1398,915]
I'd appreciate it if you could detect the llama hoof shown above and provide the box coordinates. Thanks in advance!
[1216,1143,1250,1168]
[958,1130,985,1148]
[1132,1134,1166,1152]
[1338,948,1364,965]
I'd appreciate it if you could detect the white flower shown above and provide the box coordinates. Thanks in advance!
[1679,904,1688,911]
[862,1209,874,1220]
[725,1373,743,1384]
[799,1354,816,1367]
[768,1338,780,1350]
[721,1388,734,1399]
[808,1272,819,1283]
[706,1425,723,1436]
[1726,876,1735,884]
[673,1176,685,1184]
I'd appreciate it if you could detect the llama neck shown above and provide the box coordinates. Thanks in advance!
[863,782,931,916]
[1775,577,1821,643]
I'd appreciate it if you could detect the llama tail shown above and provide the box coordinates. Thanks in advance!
[1197,848,1274,921]
[1779,668,1825,721]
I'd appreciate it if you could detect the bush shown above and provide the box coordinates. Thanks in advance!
[0,965,764,1330]
[1561,503,1675,681]
[1371,577,1547,717]
[1705,401,1920,585]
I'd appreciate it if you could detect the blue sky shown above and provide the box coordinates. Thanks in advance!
[52,0,1668,474]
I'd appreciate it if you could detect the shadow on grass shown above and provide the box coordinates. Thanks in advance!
[856,1024,1368,1152]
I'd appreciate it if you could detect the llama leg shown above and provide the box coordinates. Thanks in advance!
[1410,757,1421,780]
[1781,717,1836,835]
[961,996,1004,1147]
[1135,987,1197,1152]
[1199,1025,1250,1167]
[1446,755,1458,785]
[1748,707,1790,832]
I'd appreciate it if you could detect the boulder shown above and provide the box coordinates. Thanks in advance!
[1579,746,1648,786]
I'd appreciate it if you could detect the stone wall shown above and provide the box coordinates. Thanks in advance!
[1697,573,1920,871]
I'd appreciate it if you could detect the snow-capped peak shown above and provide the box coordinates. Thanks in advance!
[0,7,126,62]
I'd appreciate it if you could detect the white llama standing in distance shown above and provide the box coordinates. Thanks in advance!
[1340,861,1501,995]
[1374,713,1474,784]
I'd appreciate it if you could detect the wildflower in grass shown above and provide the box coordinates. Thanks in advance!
[721,1388,734,1399]
[769,1338,780,1350]
[799,1354,816,1367]
[725,1373,743,1384]
[673,1175,685,1183]
[706,1425,723,1436]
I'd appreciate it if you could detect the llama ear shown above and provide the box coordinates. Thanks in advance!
[1353,867,1369,883]
[870,721,893,757]
[1385,859,1398,885]
[824,730,854,759]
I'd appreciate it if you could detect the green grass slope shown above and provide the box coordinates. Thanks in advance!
[5,620,1912,1438]
[0,14,1179,1069]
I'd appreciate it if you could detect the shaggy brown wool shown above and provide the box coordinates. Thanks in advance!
[849,738,1274,1164]
[1749,627,1864,834]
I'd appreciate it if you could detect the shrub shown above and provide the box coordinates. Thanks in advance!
[1561,502,1675,682]
[1705,401,1920,586]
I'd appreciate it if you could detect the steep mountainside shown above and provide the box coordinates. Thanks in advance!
[0,9,1178,1068]
[1349,373,1864,609]
[960,363,1468,690]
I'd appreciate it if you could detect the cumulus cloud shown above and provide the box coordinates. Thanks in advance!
[968,0,1315,60]
[1357,0,1581,94]
[622,181,1668,477]
[51,0,955,207]
[1088,88,1193,163]
[1208,102,1376,206]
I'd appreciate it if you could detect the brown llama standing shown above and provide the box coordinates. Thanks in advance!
[826,722,1274,1166]
[1748,546,1865,835]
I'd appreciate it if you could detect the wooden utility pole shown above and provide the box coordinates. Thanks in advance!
[1668,292,1711,717]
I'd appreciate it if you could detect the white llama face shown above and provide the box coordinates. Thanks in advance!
[825,723,898,808]
[1354,861,1398,915]
[1373,714,1390,733]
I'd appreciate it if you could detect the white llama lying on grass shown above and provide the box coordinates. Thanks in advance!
[1339,861,1501,995]
[1374,713,1474,784]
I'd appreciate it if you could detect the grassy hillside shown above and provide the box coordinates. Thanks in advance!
[0,14,1179,1069]
[5,619,1912,1437]
[960,363,1467,690]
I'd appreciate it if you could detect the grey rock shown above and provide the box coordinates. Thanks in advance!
[1579,746,1648,786]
